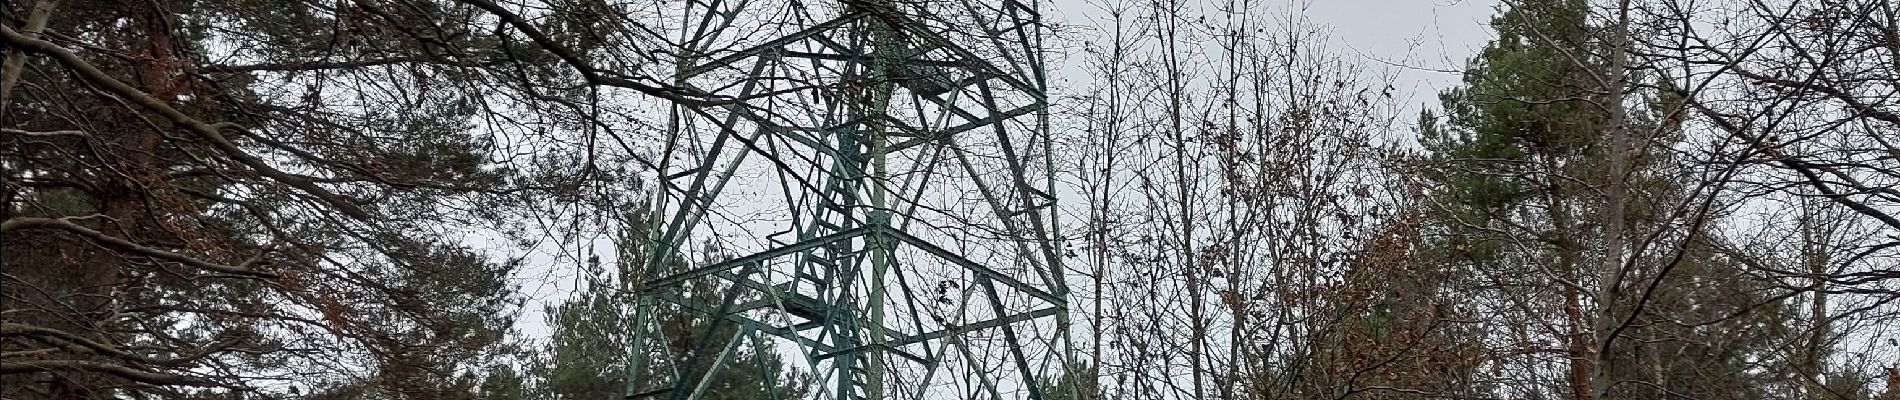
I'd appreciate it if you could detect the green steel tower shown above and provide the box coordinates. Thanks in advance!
[624,0,1069,399]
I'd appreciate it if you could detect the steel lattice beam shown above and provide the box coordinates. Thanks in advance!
[624,1,1068,399]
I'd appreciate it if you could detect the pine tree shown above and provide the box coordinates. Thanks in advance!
[1418,2,1614,397]
[1,0,652,398]
[527,213,809,400]
[1418,1,1803,398]
[1036,360,1097,400]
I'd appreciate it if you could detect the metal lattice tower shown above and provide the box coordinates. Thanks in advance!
[624,0,1068,399]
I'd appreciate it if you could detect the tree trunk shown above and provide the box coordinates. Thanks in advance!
[1591,1,1634,398]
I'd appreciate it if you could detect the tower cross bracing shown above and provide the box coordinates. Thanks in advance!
[624,1,1069,399]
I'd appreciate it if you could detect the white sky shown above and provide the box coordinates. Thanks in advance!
[504,0,1508,330]
[493,1,1900,395]
[506,0,1506,377]
[1304,0,1497,106]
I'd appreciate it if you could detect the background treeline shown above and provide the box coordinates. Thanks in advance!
[2,0,1896,399]
[1057,0,1900,398]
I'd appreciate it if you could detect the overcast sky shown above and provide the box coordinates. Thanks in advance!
[1306,0,1497,104]
[511,0,1506,344]
[1035,0,1503,137]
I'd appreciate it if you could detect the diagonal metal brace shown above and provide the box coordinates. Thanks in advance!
[638,226,875,294]
[872,225,1062,305]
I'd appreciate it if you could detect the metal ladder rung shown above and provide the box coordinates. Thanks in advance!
[625,386,675,399]
[1004,201,1051,217]
[780,292,829,322]
[664,166,703,180]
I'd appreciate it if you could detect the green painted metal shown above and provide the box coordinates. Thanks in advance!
[624,1,1069,399]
